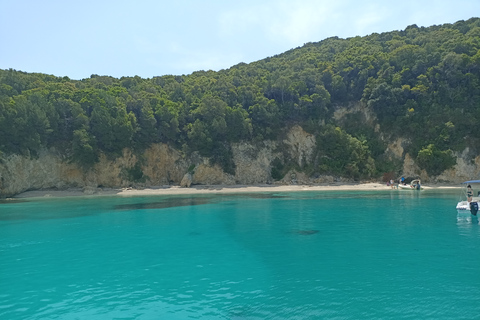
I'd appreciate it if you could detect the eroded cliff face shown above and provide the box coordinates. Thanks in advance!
[0,150,84,196]
[436,149,480,183]
[141,144,187,185]
[283,125,315,168]
[384,139,478,184]
[385,138,406,159]
[0,144,190,197]
[0,126,477,197]
[232,141,279,184]
[0,128,309,196]
[0,139,282,197]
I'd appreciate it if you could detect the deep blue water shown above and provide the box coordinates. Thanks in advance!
[1,189,479,319]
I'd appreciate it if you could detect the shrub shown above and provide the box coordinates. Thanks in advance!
[416,144,456,176]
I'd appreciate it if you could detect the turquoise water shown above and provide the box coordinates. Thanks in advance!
[1,190,479,319]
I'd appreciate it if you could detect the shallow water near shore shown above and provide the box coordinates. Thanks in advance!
[1,189,479,319]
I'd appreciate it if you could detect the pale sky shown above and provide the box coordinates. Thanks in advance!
[1,0,479,79]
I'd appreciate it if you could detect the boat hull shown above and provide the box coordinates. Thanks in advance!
[456,201,479,220]
[398,185,423,190]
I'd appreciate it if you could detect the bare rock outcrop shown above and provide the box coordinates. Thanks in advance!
[436,149,480,183]
[386,138,406,159]
[192,161,236,185]
[0,150,83,196]
[180,173,193,188]
[232,141,278,184]
[2,125,480,197]
[333,102,376,125]
[283,125,315,168]
[142,144,187,185]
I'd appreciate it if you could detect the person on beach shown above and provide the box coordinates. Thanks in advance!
[467,185,474,202]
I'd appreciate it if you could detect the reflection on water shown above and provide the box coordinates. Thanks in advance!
[457,213,480,231]
[456,210,479,223]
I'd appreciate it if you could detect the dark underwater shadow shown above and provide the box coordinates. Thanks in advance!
[0,198,29,204]
[288,229,320,235]
[114,197,212,211]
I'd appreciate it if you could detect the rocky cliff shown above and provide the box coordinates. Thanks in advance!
[0,137,282,197]
[0,126,475,197]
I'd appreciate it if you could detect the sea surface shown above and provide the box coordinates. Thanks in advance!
[1,189,479,319]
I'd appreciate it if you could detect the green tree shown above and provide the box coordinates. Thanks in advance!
[316,125,375,179]
[248,97,280,140]
[89,103,136,155]
[72,128,98,167]
[416,144,456,176]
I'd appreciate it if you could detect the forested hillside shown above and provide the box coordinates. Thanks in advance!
[1,17,480,181]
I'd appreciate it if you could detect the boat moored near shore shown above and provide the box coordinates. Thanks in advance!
[456,180,480,220]
[398,179,423,190]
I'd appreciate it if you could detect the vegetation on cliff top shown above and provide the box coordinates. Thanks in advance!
[1,18,479,180]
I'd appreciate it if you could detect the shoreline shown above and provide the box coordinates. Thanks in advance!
[10,182,461,199]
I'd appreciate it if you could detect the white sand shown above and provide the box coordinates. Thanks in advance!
[12,182,460,199]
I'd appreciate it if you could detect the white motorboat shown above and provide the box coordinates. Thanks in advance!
[398,179,423,190]
[456,180,480,218]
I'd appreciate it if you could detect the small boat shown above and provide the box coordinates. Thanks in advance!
[456,180,480,219]
[398,179,423,190]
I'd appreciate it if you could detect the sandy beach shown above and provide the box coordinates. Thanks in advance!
[11,182,460,199]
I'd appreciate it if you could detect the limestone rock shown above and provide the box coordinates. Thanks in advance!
[83,186,98,195]
[180,173,193,188]
[386,138,406,159]
[142,143,187,185]
[192,163,235,185]
[333,102,376,125]
[402,153,419,178]
[232,141,278,184]
[2,126,480,197]
[283,125,315,168]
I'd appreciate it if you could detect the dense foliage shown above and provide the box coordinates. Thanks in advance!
[1,18,480,179]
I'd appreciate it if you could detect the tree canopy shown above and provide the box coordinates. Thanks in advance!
[1,18,480,179]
